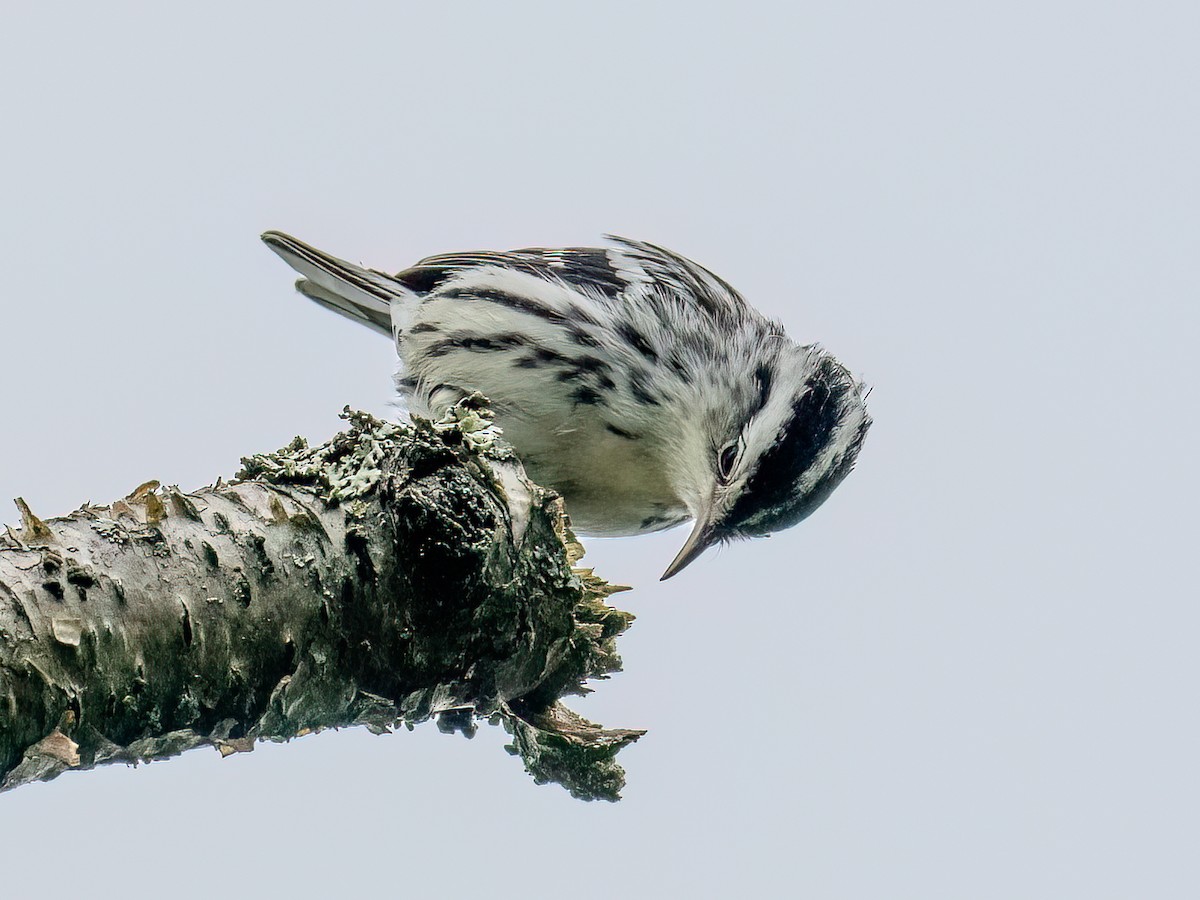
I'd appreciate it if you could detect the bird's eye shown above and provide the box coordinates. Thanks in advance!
[718,443,740,481]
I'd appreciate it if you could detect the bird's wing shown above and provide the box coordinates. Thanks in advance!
[601,235,752,319]
[395,237,754,321]
[395,246,628,299]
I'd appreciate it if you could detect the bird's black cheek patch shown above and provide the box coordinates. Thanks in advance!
[725,375,846,532]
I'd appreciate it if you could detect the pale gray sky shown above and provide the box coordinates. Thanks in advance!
[2,2,1198,897]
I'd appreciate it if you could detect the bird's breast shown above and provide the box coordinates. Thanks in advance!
[499,413,690,537]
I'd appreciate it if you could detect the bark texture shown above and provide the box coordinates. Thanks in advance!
[0,402,641,801]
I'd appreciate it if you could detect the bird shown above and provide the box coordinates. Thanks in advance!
[262,231,870,580]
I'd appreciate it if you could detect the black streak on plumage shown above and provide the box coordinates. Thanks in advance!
[667,353,691,382]
[752,365,774,417]
[628,371,661,407]
[515,247,627,300]
[423,332,530,358]
[399,248,627,301]
[553,355,618,392]
[568,328,602,348]
[605,423,640,440]
[617,323,658,363]
[571,356,612,375]
[394,266,449,294]
[725,358,861,535]
[510,347,570,369]
[434,286,602,329]
[436,287,571,326]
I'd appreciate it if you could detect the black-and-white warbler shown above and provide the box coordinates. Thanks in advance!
[263,231,870,579]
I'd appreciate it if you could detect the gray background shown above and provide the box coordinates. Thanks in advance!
[2,2,1197,897]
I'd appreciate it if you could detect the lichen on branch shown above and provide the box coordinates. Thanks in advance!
[0,398,642,801]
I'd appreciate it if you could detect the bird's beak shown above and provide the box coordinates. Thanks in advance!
[660,505,721,581]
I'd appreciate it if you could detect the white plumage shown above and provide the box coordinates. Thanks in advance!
[263,231,870,578]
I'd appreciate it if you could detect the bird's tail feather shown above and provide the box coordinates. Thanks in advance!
[261,231,412,338]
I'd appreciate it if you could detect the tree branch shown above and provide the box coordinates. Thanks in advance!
[0,400,641,801]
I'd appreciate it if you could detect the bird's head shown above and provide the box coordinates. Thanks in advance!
[661,345,871,579]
